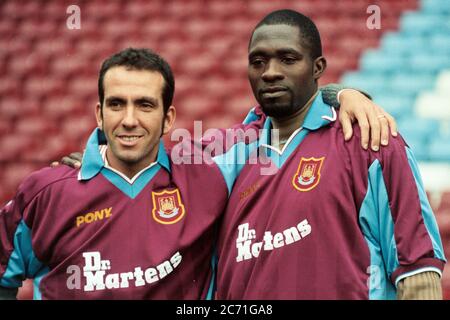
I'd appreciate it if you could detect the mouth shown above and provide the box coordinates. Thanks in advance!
[116,134,144,146]
[260,86,288,99]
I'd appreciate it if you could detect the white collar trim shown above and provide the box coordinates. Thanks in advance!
[101,145,157,184]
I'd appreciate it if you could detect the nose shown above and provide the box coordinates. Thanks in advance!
[121,105,139,128]
[261,60,284,82]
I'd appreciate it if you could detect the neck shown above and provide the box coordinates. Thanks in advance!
[105,148,157,179]
[271,90,319,145]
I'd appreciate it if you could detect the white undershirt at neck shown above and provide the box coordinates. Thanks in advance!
[100,145,157,184]
[268,90,319,154]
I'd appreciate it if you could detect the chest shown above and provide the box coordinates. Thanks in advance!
[221,134,369,255]
[30,174,221,269]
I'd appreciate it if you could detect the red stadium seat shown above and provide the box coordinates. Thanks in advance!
[24,76,63,100]
[328,54,359,74]
[51,53,89,80]
[0,135,34,162]
[201,76,242,98]
[142,19,182,40]
[69,76,98,101]
[8,52,50,78]
[43,96,83,120]
[178,94,220,121]
[35,39,72,58]
[178,54,217,76]
[320,71,341,85]
[2,38,31,57]
[0,97,40,119]
[1,0,21,17]
[0,118,12,135]
[2,163,42,192]
[21,135,68,163]
[123,1,164,21]
[15,115,58,135]
[436,213,450,240]
[42,1,67,20]
[224,93,258,119]
[226,18,256,40]
[103,20,138,41]
[203,114,240,131]
[166,1,204,19]
[61,115,97,144]
[83,1,123,21]
[442,266,450,298]
[288,0,319,17]
[221,55,248,78]
[0,19,15,38]
[208,1,248,19]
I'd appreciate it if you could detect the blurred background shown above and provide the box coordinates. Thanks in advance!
[1,0,449,300]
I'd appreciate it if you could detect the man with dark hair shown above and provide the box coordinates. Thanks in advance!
[249,9,325,120]
[0,48,232,299]
[215,9,445,300]
[253,8,323,59]
[98,48,175,115]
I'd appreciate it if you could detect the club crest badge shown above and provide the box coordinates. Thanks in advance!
[152,189,186,224]
[292,157,325,192]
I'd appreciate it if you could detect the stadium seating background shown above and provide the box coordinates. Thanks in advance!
[1,0,450,300]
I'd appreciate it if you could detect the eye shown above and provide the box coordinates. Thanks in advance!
[250,57,265,67]
[139,102,154,110]
[108,100,123,109]
[281,56,297,65]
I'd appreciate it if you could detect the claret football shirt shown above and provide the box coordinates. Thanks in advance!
[0,128,239,299]
[215,92,446,300]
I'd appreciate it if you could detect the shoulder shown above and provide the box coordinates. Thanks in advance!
[167,149,230,198]
[16,165,79,208]
[328,111,409,164]
[168,151,225,179]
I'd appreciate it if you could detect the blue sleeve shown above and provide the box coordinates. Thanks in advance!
[0,221,43,288]
[212,107,264,195]
[403,147,446,265]
[359,145,445,299]
[359,159,398,299]
[0,197,45,290]
[212,140,259,195]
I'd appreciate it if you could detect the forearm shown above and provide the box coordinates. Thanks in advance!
[320,83,372,107]
[397,271,443,300]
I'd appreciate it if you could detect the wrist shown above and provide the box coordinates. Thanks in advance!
[336,88,358,104]
[337,88,359,104]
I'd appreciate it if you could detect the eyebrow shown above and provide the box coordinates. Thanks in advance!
[105,96,126,105]
[248,50,267,60]
[135,96,159,106]
[276,48,303,56]
[105,96,159,106]
[249,48,302,59]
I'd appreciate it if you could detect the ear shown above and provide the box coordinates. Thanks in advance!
[95,102,103,129]
[313,56,327,80]
[162,105,176,136]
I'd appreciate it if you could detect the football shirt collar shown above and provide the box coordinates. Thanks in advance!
[78,128,171,181]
